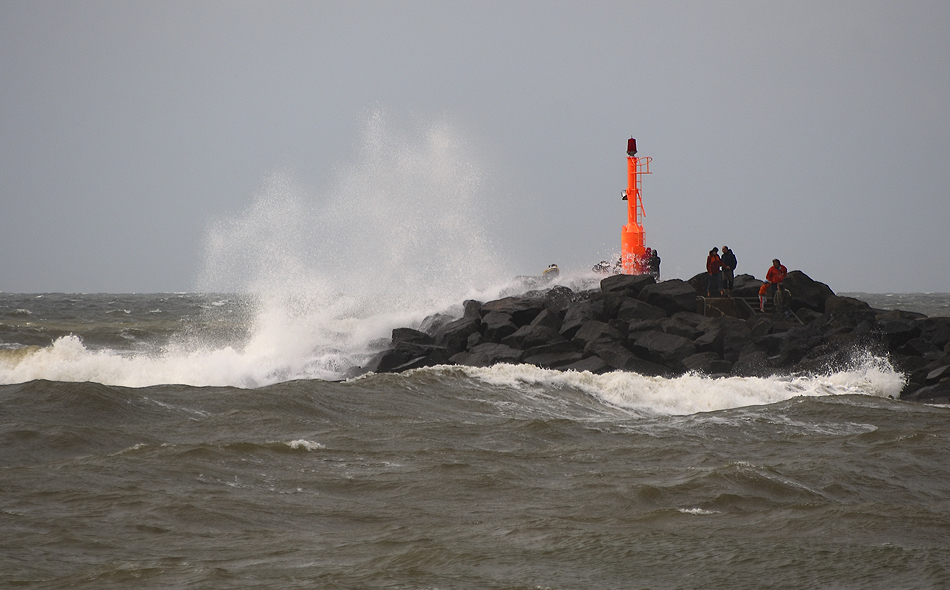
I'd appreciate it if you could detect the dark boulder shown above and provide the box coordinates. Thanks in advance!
[901,381,950,403]
[419,313,455,335]
[392,327,434,345]
[898,338,941,358]
[482,311,518,343]
[682,352,733,375]
[600,273,656,297]
[542,285,576,315]
[616,298,667,322]
[572,320,622,349]
[919,317,950,349]
[783,271,835,312]
[659,317,703,340]
[731,274,764,298]
[687,272,708,296]
[823,296,876,328]
[638,279,700,316]
[463,299,483,319]
[479,296,544,326]
[501,324,566,350]
[450,343,523,367]
[732,349,773,377]
[561,356,612,374]
[694,316,751,362]
[748,316,774,339]
[629,330,698,369]
[369,341,451,373]
[560,299,595,339]
[434,316,482,354]
[876,318,921,348]
[523,350,585,369]
[529,308,562,332]
[585,338,671,376]
[602,274,657,318]
[926,365,950,384]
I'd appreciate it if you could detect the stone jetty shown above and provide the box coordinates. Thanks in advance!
[359,271,950,404]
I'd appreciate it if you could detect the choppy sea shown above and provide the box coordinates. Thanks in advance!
[1,290,948,589]
[3,118,949,588]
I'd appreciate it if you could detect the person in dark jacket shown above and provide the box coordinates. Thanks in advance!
[720,246,737,294]
[649,250,661,281]
[773,283,793,319]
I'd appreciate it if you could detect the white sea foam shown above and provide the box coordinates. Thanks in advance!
[286,440,324,451]
[457,352,905,416]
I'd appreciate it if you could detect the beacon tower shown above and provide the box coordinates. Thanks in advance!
[620,138,652,274]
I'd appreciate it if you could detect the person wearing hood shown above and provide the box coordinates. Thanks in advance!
[706,247,722,297]
[720,246,737,294]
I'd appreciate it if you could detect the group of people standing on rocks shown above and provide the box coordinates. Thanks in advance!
[706,249,794,318]
[704,246,737,297]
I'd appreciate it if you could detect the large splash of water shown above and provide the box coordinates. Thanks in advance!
[0,113,518,387]
[191,112,515,382]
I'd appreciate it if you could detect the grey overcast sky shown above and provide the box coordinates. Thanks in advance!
[2,1,949,294]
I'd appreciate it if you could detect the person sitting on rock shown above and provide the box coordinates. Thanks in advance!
[773,283,793,319]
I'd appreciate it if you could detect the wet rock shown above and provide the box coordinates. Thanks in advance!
[392,327,434,345]
[501,324,566,350]
[682,352,733,375]
[463,299,483,319]
[616,298,667,322]
[434,316,482,354]
[482,311,518,343]
[585,338,671,376]
[543,285,576,315]
[629,330,697,369]
[479,296,545,327]
[732,349,772,377]
[450,343,523,367]
[572,320,622,349]
[782,271,835,312]
[876,318,921,348]
[600,273,656,297]
[638,279,700,316]
[561,356,612,374]
[370,341,451,373]
[560,299,595,339]
[523,350,584,369]
[529,308,562,332]
[901,381,950,403]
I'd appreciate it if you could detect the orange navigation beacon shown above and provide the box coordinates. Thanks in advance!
[620,137,652,275]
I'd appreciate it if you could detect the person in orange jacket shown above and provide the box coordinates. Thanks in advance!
[758,281,770,312]
[765,259,787,298]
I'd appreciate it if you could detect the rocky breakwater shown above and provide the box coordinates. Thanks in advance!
[360,272,950,404]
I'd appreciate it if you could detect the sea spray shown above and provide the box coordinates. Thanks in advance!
[0,113,516,387]
[194,111,515,380]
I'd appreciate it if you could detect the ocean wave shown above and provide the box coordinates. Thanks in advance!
[440,353,905,416]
